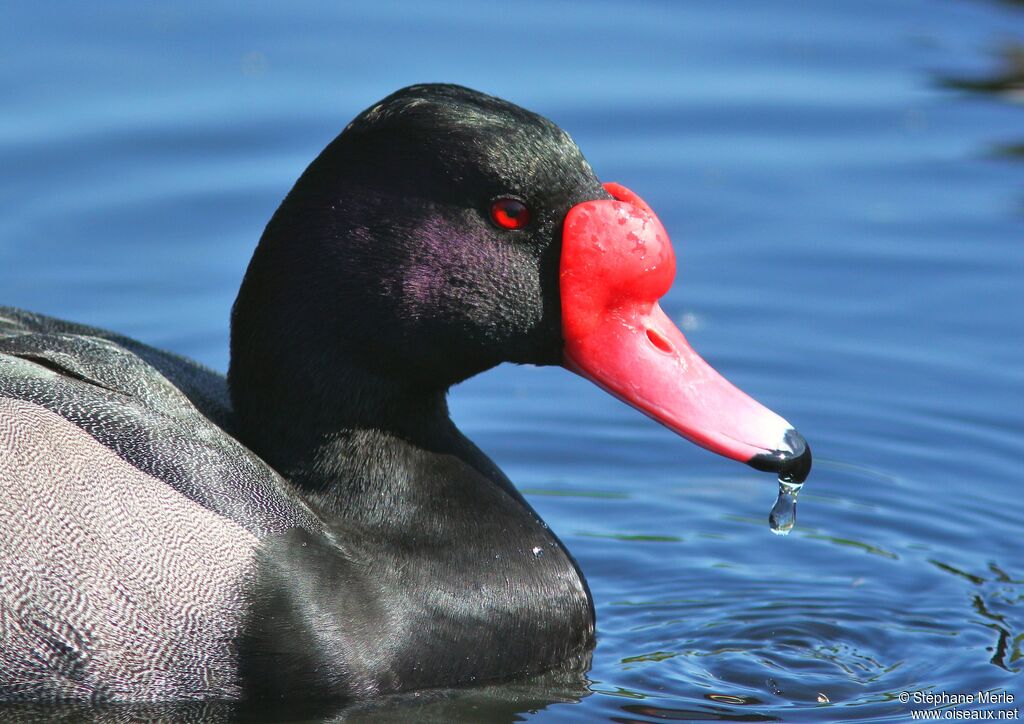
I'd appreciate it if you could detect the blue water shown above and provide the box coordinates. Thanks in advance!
[2,1,1023,721]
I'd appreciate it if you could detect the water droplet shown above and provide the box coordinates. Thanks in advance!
[532,546,544,558]
[817,692,830,703]
[766,677,783,695]
[769,475,804,535]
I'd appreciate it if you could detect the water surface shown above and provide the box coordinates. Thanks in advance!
[2,1,1022,721]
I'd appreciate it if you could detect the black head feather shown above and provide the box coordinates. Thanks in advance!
[229,84,606,465]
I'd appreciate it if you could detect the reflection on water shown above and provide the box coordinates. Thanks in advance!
[0,669,594,724]
[938,28,1024,162]
[928,559,1024,674]
[618,701,780,722]
[940,43,1024,99]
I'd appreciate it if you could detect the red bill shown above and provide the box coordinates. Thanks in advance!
[560,183,811,482]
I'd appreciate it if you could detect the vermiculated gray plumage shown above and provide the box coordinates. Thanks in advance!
[0,307,323,702]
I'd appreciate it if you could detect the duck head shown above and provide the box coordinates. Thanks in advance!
[230,83,810,483]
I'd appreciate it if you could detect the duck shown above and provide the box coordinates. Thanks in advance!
[0,84,810,707]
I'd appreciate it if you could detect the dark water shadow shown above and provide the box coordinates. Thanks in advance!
[939,42,1024,99]
[936,38,1024,163]
[0,664,592,723]
[614,700,781,722]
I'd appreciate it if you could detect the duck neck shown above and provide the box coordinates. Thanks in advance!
[251,372,449,510]
[230,350,578,562]
[232,356,491,525]
[231,358,596,696]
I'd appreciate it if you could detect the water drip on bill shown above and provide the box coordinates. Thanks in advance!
[769,474,804,535]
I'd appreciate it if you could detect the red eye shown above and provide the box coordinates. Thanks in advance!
[489,198,531,230]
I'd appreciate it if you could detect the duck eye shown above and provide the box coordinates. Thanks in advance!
[489,198,531,230]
